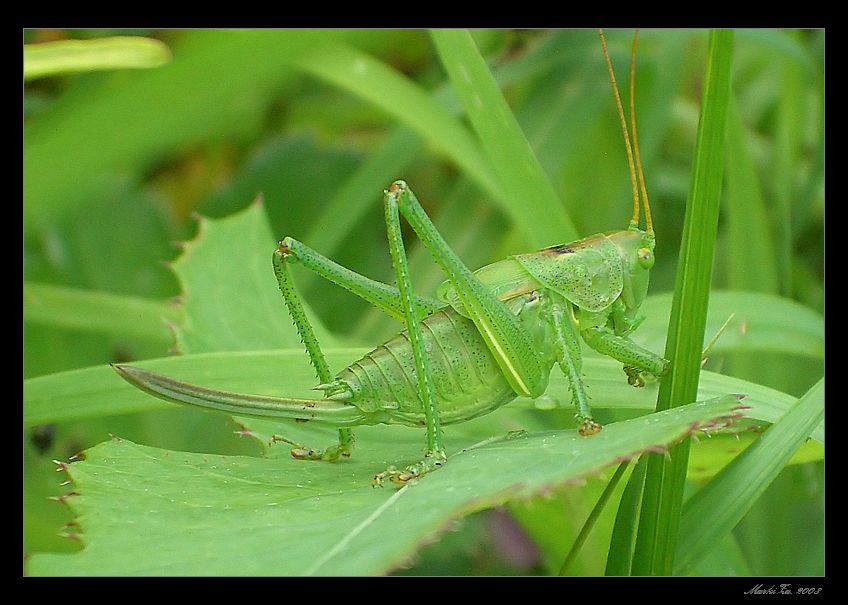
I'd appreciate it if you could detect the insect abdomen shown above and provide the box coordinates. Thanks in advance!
[337,307,519,426]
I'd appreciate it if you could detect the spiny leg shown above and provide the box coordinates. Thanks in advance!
[373,185,446,486]
[273,232,447,465]
[609,297,645,337]
[272,246,353,460]
[580,321,669,387]
[279,237,442,322]
[543,297,601,436]
[389,181,547,400]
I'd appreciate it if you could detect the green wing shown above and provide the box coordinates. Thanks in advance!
[437,234,624,315]
[512,233,623,312]
[436,257,540,318]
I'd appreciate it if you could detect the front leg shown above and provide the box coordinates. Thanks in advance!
[578,308,669,387]
[610,298,645,337]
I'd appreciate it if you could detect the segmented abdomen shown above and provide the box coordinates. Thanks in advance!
[336,308,518,426]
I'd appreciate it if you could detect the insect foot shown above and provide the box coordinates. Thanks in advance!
[578,417,603,436]
[624,356,670,388]
[270,434,354,461]
[624,365,647,388]
[277,237,295,257]
[372,450,447,488]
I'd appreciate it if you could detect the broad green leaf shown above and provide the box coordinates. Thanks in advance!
[674,377,824,573]
[24,36,171,80]
[27,394,745,576]
[640,291,823,359]
[196,132,409,340]
[170,201,334,353]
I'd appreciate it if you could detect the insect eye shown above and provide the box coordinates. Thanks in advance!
[637,247,654,269]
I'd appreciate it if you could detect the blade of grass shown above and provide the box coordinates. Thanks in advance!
[605,455,647,575]
[559,460,630,575]
[429,29,578,247]
[691,531,754,575]
[24,36,171,80]
[630,29,735,576]
[290,44,500,213]
[24,281,181,343]
[775,33,805,298]
[724,95,789,404]
[674,377,823,573]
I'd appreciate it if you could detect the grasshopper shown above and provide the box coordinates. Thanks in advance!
[114,30,669,486]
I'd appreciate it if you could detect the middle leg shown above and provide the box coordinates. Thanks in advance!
[543,296,602,436]
[578,307,669,387]
[372,184,447,486]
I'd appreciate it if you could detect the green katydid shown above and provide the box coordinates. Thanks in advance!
[113,29,669,487]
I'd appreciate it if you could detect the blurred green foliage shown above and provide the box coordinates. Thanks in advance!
[24,28,823,575]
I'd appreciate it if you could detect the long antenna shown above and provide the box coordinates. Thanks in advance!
[629,30,653,234]
[599,28,641,230]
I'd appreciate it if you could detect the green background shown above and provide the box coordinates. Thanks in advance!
[24,29,823,576]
